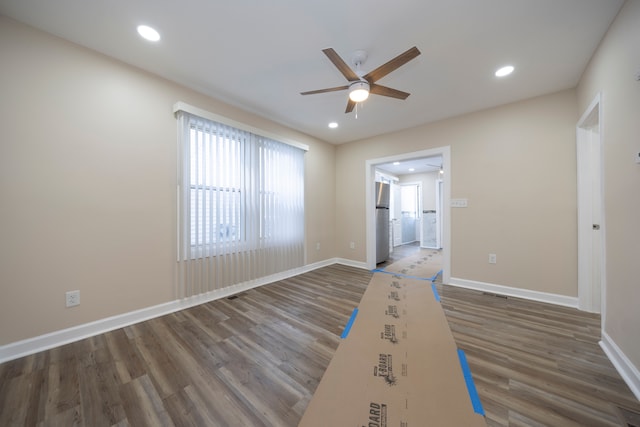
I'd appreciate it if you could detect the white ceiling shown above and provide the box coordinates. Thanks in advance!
[377,156,443,176]
[0,0,623,145]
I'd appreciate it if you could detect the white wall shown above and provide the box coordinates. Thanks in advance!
[399,171,440,211]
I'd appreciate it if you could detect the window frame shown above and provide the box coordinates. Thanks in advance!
[178,108,306,260]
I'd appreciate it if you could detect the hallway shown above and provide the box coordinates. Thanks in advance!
[376,241,424,269]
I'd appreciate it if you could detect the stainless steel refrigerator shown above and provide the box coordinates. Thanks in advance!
[375,182,390,264]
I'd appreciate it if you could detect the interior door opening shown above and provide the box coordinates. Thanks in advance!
[577,93,603,314]
[400,183,421,245]
[365,147,451,284]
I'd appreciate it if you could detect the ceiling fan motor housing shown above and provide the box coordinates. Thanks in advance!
[351,50,368,72]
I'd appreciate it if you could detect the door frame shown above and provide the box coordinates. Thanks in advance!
[391,181,402,248]
[365,146,451,284]
[436,179,444,249]
[576,93,605,315]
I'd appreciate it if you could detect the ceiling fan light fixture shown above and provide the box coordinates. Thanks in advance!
[349,81,370,102]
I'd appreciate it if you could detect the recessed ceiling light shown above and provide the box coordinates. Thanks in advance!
[137,25,161,42]
[495,65,514,77]
[409,168,415,172]
[328,122,338,129]
[393,162,400,166]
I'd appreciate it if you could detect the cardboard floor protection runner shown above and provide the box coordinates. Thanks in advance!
[299,262,486,426]
[380,249,443,280]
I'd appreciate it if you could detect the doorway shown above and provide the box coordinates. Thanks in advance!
[400,182,421,245]
[365,147,451,283]
[577,93,604,314]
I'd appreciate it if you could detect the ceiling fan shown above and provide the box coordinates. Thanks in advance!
[301,46,421,113]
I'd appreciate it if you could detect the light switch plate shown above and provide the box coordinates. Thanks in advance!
[451,198,468,208]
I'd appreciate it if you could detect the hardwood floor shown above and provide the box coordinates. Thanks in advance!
[436,283,640,426]
[0,265,371,426]
[376,240,422,269]
[1,253,639,426]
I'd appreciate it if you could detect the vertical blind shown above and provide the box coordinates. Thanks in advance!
[176,110,305,297]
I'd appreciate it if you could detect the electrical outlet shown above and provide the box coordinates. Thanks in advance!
[488,254,497,264]
[350,242,355,249]
[316,242,320,250]
[66,290,80,307]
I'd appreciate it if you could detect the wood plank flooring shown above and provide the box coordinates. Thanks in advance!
[436,283,640,426]
[1,255,639,426]
[0,265,371,426]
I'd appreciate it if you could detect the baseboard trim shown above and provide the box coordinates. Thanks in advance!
[8,264,582,364]
[334,258,369,270]
[437,277,640,401]
[0,300,180,364]
[448,277,579,308]
[600,331,640,401]
[0,259,354,364]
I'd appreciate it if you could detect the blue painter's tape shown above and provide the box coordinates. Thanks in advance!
[431,283,441,302]
[431,269,443,283]
[457,349,485,415]
[341,308,359,339]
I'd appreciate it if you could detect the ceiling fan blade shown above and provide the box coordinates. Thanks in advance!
[300,85,349,95]
[322,48,360,82]
[370,83,410,100]
[345,99,356,113]
[363,46,421,83]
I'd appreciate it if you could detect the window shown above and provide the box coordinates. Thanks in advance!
[189,125,242,248]
[176,107,305,295]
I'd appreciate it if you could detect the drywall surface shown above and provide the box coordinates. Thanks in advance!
[336,89,579,297]
[0,16,335,345]
[577,0,640,382]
